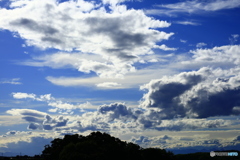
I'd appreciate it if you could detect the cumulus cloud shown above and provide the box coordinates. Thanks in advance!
[6,108,69,131]
[140,66,240,119]
[140,67,209,119]
[182,45,240,70]
[12,92,36,99]
[0,0,173,78]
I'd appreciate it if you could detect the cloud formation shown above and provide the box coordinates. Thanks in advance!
[140,66,240,119]
[0,0,173,78]
[146,0,240,16]
[0,78,22,85]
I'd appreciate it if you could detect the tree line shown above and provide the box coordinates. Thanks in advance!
[1,131,239,160]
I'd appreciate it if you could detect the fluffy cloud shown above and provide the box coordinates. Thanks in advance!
[6,108,69,131]
[140,66,240,119]
[190,45,240,68]
[140,67,209,119]
[12,92,36,99]
[0,0,173,78]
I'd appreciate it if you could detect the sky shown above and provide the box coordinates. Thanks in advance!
[0,0,240,156]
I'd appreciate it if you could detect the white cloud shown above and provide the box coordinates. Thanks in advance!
[0,78,22,85]
[175,21,200,26]
[154,44,177,51]
[182,45,240,69]
[96,82,122,88]
[146,0,240,16]
[11,92,94,113]
[0,0,173,78]
[45,66,178,89]
[180,39,187,43]
[12,92,36,99]
[196,42,207,48]
[6,109,47,117]
[229,34,239,44]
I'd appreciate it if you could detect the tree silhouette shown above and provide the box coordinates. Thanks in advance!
[42,131,174,160]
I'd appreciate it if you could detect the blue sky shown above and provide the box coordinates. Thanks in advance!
[1,0,240,156]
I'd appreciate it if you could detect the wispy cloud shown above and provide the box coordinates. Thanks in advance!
[145,0,240,16]
[0,78,22,85]
[175,21,200,26]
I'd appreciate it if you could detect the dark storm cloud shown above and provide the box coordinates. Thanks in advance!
[10,18,59,35]
[98,102,139,121]
[140,67,240,119]
[140,68,207,119]
[183,77,240,118]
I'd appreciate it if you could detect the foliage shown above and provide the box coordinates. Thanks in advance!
[42,131,174,160]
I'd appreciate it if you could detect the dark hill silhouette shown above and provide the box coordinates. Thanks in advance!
[41,131,239,160]
[42,131,174,160]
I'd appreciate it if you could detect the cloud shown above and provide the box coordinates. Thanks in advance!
[6,108,69,131]
[0,0,173,78]
[6,109,47,118]
[140,66,240,119]
[11,92,91,113]
[180,39,187,43]
[97,102,138,121]
[182,45,240,69]
[12,92,36,99]
[156,118,231,131]
[140,67,209,119]
[146,0,240,16]
[0,78,22,85]
[6,131,32,136]
[175,21,200,26]
[196,42,207,48]
[46,66,178,89]
[96,82,122,88]
[0,136,53,156]
[154,44,177,51]
[229,34,239,44]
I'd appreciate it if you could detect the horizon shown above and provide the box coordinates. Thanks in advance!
[0,0,240,156]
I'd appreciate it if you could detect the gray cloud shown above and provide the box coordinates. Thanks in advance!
[7,109,68,131]
[98,102,138,121]
[0,0,173,78]
[140,68,209,119]
[10,18,59,35]
[140,67,240,119]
